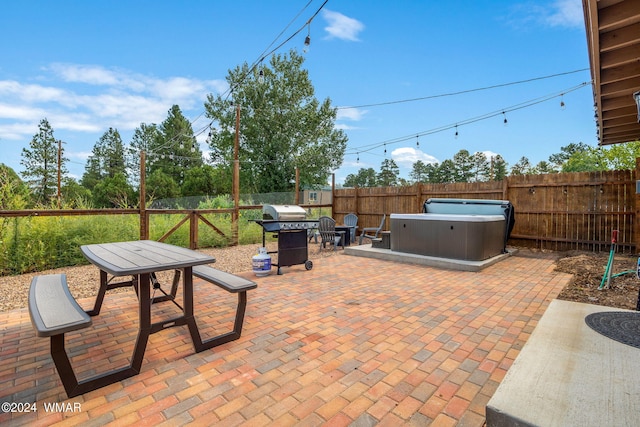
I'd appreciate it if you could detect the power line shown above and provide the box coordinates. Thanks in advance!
[249,0,315,72]
[222,0,329,102]
[136,1,328,159]
[345,81,590,156]
[337,68,590,110]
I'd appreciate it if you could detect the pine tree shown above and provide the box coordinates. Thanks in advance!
[378,159,400,186]
[152,105,203,186]
[82,127,127,190]
[20,119,66,205]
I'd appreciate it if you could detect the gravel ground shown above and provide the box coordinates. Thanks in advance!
[0,240,345,313]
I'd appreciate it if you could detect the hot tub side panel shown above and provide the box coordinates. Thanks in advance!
[390,214,505,261]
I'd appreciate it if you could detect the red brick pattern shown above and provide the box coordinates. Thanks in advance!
[0,252,570,426]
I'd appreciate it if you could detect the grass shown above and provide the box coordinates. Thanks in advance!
[0,208,327,275]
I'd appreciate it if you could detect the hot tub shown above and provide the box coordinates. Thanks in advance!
[390,213,506,261]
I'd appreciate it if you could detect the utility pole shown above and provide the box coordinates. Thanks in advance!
[232,104,240,246]
[140,151,147,240]
[57,139,63,209]
[295,167,300,205]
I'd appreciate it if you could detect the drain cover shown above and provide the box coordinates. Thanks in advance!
[585,311,640,349]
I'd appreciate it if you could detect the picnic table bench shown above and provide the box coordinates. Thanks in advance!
[27,241,258,398]
[28,274,94,397]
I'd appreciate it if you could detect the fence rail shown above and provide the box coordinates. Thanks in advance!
[2,168,639,257]
[333,169,638,253]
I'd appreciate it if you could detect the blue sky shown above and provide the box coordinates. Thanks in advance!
[0,0,594,185]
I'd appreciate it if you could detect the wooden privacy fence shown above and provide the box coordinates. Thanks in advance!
[2,169,638,255]
[333,169,638,253]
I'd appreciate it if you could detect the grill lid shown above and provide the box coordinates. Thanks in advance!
[262,204,307,221]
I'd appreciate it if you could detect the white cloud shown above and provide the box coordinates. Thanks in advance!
[0,81,68,104]
[0,102,48,121]
[507,0,583,29]
[322,10,364,41]
[68,151,92,162]
[0,121,40,140]
[49,63,126,87]
[336,107,367,121]
[546,0,583,28]
[0,64,226,143]
[391,147,439,168]
[480,150,500,160]
[334,123,359,131]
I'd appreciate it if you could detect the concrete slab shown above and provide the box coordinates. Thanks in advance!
[344,244,516,272]
[486,299,640,427]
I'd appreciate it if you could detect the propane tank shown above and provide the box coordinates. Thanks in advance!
[252,247,271,277]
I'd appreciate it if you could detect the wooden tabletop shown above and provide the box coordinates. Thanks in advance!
[80,240,215,276]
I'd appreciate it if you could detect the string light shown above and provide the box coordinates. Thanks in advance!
[303,24,311,53]
[416,135,420,148]
[502,111,508,126]
[560,94,565,109]
[337,69,589,111]
[344,82,590,160]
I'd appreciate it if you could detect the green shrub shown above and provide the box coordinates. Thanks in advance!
[0,205,302,275]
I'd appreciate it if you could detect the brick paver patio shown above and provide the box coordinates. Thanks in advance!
[0,250,571,426]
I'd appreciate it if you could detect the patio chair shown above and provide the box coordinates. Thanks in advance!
[318,216,346,251]
[359,214,386,245]
[344,213,358,243]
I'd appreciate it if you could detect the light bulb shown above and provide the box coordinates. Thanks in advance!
[303,35,310,53]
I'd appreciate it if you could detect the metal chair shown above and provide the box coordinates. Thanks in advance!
[359,214,386,245]
[318,216,346,251]
[344,213,358,243]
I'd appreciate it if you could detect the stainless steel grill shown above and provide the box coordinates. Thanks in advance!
[260,205,318,231]
[253,205,318,275]
[263,204,306,220]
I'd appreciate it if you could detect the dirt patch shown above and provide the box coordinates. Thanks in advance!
[0,241,342,313]
[554,250,640,310]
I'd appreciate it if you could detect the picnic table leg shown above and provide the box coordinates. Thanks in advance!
[184,267,246,352]
[88,270,137,316]
[130,272,151,371]
[87,270,109,316]
[183,267,205,351]
[56,272,152,397]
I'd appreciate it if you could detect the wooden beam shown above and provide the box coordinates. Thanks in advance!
[600,21,640,52]
[602,105,640,121]
[601,75,640,97]
[600,44,640,69]
[600,62,640,86]
[601,95,637,111]
[599,1,640,32]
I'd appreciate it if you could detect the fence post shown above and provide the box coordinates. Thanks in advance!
[502,176,509,201]
[331,173,335,215]
[190,211,198,250]
[139,151,148,240]
[634,158,640,251]
[295,167,300,205]
[232,104,240,246]
[354,185,359,216]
